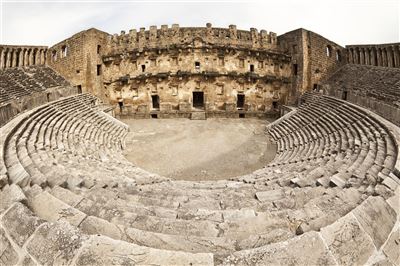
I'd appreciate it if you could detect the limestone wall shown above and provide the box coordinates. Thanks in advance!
[46,28,110,100]
[108,23,279,54]
[346,43,400,68]
[0,45,47,69]
[103,24,290,118]
[278,29,346,100]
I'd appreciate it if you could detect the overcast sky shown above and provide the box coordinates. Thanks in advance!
[1,0,399,47]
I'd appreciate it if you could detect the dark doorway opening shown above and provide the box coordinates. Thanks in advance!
[342,91,348,101]
[77,85,82,94]
[239,113,245,118]
[141,65,146,72]
[293,64,298,75]
[151,114,158,119]
[250,64,255,72]
[272,101,278,109]
[237,94,245,109]
[192,91,204,108]
[313,84,318,90]
[152,95,160,109]
[118,100,124,112]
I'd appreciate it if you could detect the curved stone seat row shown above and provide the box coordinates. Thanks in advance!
[266,93,397,192]
[0,66,70,105]
[325,64,400,105]
[0,92,399,265]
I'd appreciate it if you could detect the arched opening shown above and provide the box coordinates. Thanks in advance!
[61,45,68,58]
[326,45,332,57]
[52,50,57,62]
[336,50,341,62]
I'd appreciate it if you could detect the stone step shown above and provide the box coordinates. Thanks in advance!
[191,111,206,120]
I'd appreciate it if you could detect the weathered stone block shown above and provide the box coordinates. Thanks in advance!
[0,228,19,265]
[26,221,84,265]
[352,196,397,249]
[75,235,214,266]
[321,213,376,265]
[1,202,44,247]
[222,231,336,265]
[28,191,86,226]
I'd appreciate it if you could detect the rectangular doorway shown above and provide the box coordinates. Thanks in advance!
[342,91,348,101]
[237,94,245,109]
[152,95,160,109]
[193,91,204,108]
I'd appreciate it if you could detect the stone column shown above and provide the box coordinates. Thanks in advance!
[23,49,28,66]
[394,45,400,68]
[382,49,388,67]
[0,48,4,69]
[11,49,17,67]
[365,49,370,65]
[18,49,23,67]
[348,49,353,63]
[28,49,34,65]
[377,48,382,66]
[387,46,394,67]
[6,50,11,68]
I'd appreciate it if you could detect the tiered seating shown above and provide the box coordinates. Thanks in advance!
[0,92,399,265]
[325,64,400,106]
[0,66,68,105]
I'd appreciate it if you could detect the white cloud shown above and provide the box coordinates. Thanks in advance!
[1,0,399,47]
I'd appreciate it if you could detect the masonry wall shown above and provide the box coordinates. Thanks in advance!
[103,24,291,118]
[108,23,279,54]
[46,28,110,100]
[278,29,346,100]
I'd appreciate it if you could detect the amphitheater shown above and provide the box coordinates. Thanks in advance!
[0,24,399,266]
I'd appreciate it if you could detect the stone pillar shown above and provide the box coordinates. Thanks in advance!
[354,48,359,64]
[387,46,394,67]
[360,49,365,64]
[23,49,28,66]
[28,49,34,65]
[371,48,377,66]
[6,50,11,68]
[11,49,17,67]
[348,49,353,63]
[382,49,388,67]
[41,50,46,65]
[18,49,23,67]
[365,49,370,65]
[0,48,4,69]
[394,45,400,68]
[377,48,382,66]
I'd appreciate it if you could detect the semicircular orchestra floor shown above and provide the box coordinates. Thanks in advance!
[120,118,277,181]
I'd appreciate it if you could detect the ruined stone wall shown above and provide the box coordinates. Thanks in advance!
[0,45,47,69]
[278,29,346,100]
[104,24,291,118]
[46,28,110,100]
[108,23,279,54]
[346,43,400,68]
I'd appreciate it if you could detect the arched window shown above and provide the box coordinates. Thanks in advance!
[326,45,332,57]
[336,50,341,61]
[52,50,57,62]
[61,45,68,58]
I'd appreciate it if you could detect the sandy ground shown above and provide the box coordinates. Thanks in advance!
[120,118,277,181]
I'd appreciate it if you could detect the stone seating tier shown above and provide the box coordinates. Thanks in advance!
[0,92,399,265]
